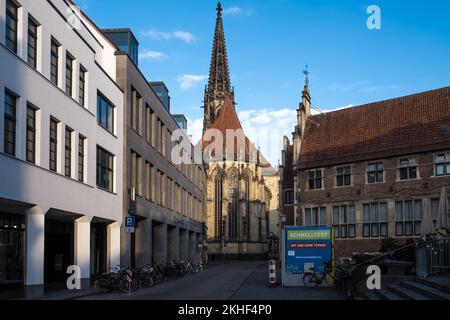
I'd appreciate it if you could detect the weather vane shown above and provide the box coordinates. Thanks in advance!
[303,64,310,86]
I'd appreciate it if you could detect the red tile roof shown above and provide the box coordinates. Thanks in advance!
[298,86,450,169]
[202,95,272,168]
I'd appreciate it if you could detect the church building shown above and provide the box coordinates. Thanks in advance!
[201,3,281,259]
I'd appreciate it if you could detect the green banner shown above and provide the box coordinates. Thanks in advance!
[287,229,331,240]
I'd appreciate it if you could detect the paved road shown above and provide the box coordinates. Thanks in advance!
[79,261,345,300]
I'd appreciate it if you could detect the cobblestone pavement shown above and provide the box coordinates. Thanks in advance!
[78,260,345,300]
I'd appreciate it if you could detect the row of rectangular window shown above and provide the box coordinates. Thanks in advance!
[130,150,201,218]
[3,89,116,192]
[131,87,203,189]
[308,156,450,190]
[5,1,88,109]
[305,198,450,239]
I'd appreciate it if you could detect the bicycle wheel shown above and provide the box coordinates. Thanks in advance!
[342,279,355,300]
[145,275,155,288]
[303,273,318,287]
[118,279,138,293]
[94,279,113,294]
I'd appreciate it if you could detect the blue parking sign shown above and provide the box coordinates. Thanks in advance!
[125,216,135,228]
[125,216,136,233]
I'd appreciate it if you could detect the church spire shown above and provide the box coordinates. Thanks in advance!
[207,1,232,95]
[203,2,234,133]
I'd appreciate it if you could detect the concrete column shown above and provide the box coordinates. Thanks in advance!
[136,218,151,267]
[168,226,179,262]
[179,229,189,261]
[107,222,121,270]
[74,216,92,290]
[196,233,202,263]
[25,206,45,299]
[188,231,195,261]
[152,222,167,264]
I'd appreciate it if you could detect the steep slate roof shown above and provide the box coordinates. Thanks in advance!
[201,95,272,168]
[298,86,450,169]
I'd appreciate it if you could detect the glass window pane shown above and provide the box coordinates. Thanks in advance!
[363,224,370,237]
[405,222,413,236]
[396,222,403,236]
[320,208,326,226]
[414,222,421,236]
[405,201,413,220]
[344,175,351,186]
[340,226,347,238]
[414,200,422,220]
[371,203,379,222]
[431,199,440,219]
[371,224,379,237]
[349,225,356,238]
[312,208,318,225]
[438,164,447,175]
[379,203,388,221]
[305,209,311,226]
[333,207,339,225]
[363,204,370,223]
[396,202,403,221]
[380,223,388,237]
[349,206,356,224]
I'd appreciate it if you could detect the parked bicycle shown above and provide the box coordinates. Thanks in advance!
[302,261,355,300]
[94,266,138,294]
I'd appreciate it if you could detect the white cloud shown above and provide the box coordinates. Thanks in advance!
[311,104,354,115]
[223,6,254,16]
[187,104,361,167]
[177,74,208,90]
[143,29,196,44]
[187,108,297,167]
[321,81,400,93]
[139,49,167,61]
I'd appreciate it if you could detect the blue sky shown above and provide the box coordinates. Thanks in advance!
[78,0,450,166]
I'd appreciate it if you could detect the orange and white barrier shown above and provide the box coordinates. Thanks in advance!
[269,259,277,285]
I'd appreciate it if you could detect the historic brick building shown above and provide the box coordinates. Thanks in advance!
[202,3,280,259]
[279,137,295,226]
[290,81,450,259]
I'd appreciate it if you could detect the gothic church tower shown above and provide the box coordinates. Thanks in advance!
[203,2,235,133]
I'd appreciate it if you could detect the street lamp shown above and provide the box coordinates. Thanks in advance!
[280,214,287,228]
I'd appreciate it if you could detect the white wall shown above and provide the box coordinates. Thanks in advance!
[0,0,123,222]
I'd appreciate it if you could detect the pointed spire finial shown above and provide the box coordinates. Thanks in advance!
[303,64,310,87]
[217,1,222,12]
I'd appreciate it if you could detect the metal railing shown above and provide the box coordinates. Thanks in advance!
[427,238,450,275]
[351,240,418,271]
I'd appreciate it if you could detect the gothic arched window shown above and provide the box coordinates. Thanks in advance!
[215,176,223,239]
[243,175,250,239]
[228,171,239,239]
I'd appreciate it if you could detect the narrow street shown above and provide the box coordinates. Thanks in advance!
[79,261,345,300]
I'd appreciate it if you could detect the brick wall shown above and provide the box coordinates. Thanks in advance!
[296,150,450,250]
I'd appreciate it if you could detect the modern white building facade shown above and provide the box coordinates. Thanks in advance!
[0,0,123,298]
